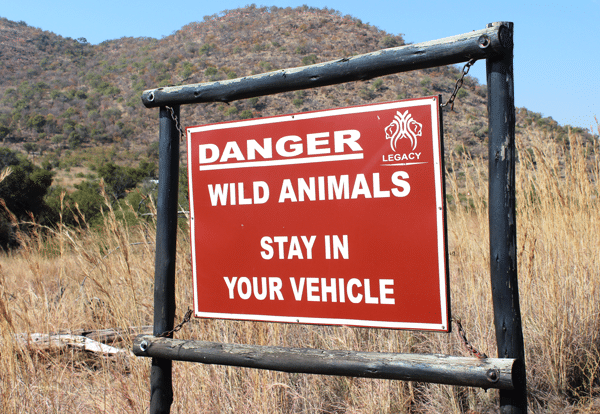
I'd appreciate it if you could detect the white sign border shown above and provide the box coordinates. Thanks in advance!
[187,97,449,331]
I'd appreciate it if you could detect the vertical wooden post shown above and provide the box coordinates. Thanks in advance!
[150,106,180,414]
[486,22,527,413]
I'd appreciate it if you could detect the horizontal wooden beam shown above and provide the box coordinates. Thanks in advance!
[141,23,512,108]
[133,335,517,390]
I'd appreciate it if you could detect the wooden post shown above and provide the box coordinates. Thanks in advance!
[486,22,528,413]
[150,106,180,414]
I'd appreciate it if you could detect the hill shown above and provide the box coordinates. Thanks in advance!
[2,6,600,412]
[0,5,594,185]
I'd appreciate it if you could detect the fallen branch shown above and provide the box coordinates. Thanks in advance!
[13,325,152,356]
[20,333,130,356]
[67,325,153,343]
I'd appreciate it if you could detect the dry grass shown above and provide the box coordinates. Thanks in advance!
[1,128,599,413]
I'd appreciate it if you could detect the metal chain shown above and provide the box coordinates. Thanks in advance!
[157,308,193,338]
[453,317,488,359]
[166,106,185,141]
[441,58,476,111]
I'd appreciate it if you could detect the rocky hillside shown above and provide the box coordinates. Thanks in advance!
[0,5,592,175]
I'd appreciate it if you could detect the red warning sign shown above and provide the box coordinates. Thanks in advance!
[187,97,449,331]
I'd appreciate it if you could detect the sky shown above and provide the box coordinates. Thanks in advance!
[2,1,599,132]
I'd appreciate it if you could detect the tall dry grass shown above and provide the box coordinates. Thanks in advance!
[0,127,599,413]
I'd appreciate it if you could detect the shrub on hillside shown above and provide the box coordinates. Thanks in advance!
[0,148,54,249]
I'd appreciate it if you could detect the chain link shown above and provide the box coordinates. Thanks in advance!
[441,58,476,111]
[166,106,185,141]
[157,308,193,338]
[453,317,488,359]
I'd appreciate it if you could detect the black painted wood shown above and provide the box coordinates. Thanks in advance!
[150,106,180,414]
[486,22,527,413]
[141,25,506,108]
[140,21,527,413]
[135,335,517,390]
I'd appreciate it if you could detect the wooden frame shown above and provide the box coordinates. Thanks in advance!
[134,21,526,413]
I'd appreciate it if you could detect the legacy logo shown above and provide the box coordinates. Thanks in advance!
[382,110,424,165]
[385,110,422,152]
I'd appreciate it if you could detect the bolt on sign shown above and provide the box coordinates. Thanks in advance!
[187,97,450,331]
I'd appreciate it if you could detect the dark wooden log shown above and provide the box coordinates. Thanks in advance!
[133,335,517,390]
[141,25,508,108]
[486,22,527,413]
[150,106,180,414]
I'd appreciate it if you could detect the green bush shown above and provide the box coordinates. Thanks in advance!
[0,125,11,141]
[239,110,253,119]
[224,106,238,116]
[26,114,46,132]
[52,181,105,227]
[358,88,374,101]
[253,43,268,52]
[0,148,55,248]
[180,61,194,79]
[97,161,156,201]
[258,61,272,72]
[295,45,309,54]
[379,35,399,48]
[301,54,317,65]
[453,144,469,156]
[199,43,215,55]
[204,67,218,77]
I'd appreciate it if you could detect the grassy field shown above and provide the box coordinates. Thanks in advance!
[1,128,599,413]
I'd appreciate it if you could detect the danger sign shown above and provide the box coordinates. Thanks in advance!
[187,97,449,331]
